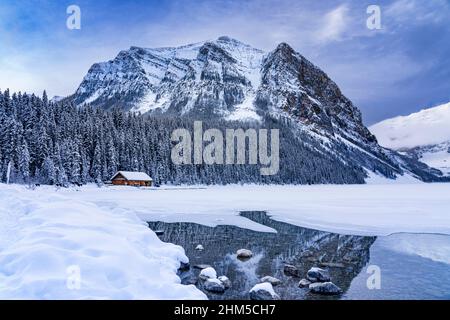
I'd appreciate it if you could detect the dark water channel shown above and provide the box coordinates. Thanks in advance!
[148,211,376,300]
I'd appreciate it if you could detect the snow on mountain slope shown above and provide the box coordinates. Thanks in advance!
[0,184,206,300]
[74,36,265,120]
[418,142,450,175]
[370,102,450,175]
[370,102,450,150]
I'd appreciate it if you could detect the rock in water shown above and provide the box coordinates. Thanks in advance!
[236,249,253,259]
[309,282,342,295]
[298,279,311,288]
[307,267,331,282]
[199,267,217,280]
[204,278,225,293]
[218,276,232,289]
[283,264,300,277]
[195,244,204,251]
[260,276,282,286]
[249,283,280,300]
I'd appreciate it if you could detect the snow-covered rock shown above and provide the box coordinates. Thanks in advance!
[307,267,331,282]
[309,282,342,295]
[283,264,300,277]
[218,275,231,289]
[199,267,217,280]
[249,283,280,300]
[298,279,312,288]
[260,276,282,286]
[203,278,225,293]
[195,244,204,251]
[236,249,253,259]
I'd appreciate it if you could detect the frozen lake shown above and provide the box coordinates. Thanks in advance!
[60,183,450,236]
[1,183,449,299]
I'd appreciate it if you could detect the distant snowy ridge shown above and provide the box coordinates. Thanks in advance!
[0,184,205,300]
[370,102,450,149]
[50,96,64,103]
[370,102,450,175]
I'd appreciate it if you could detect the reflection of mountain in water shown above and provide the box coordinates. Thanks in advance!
[148,211,376,300]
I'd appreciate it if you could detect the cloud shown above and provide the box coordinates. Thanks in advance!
[316,4,349,43]
[0,0,449,125]
[385,0,450,28]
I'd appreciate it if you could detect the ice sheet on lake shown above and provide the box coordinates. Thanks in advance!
[57,183,450,237]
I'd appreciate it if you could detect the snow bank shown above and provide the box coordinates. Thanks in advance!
[59,183,450,237]
[0,184,206,300]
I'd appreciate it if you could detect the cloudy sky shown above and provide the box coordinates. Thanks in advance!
[0,0,449,124]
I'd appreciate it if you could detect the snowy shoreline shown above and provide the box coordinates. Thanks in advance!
[0,184,206,299]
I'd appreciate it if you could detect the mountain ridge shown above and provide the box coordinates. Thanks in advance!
[68,36,445,182]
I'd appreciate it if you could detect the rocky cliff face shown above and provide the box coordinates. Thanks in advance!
[71,36,444,182]
[257,42,377,144]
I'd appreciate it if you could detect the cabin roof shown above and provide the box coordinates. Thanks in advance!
[111,171,153,181]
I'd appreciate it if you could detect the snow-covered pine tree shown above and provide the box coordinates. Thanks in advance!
[17,140,30,183]
[42,156,56,185]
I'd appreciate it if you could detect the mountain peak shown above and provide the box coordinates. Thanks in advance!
[271,42,294,57]
[217,35,237,42]
[216,36,246,45]
[275,42,294,52]
[214,36,262,52]
[69,37,444,182]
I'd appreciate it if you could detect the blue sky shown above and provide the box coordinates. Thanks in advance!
[0,0,449,124]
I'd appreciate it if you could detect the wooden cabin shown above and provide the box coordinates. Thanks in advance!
[110,171,153,187]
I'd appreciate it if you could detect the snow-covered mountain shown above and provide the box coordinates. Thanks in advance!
[370,102,450,175]
[70,36,444,182]
[73,37,264,120]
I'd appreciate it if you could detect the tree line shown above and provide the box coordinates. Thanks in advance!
[0,89,368,186]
